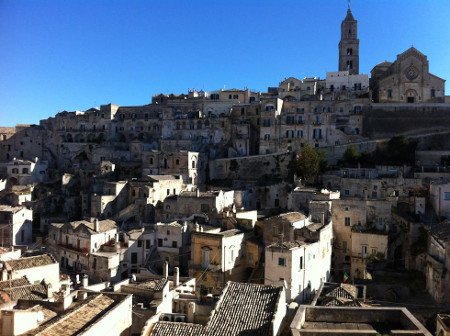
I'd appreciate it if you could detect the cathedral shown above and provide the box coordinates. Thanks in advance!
[339,4,446,103]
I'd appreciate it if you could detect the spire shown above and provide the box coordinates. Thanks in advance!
[344,0,355,21]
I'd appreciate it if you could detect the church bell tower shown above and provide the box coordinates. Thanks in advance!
[339,2,359,74]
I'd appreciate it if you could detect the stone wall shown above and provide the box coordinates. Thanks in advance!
[209,151,292,181]
[363,104,450,139]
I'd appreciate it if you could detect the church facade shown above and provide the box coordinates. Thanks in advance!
[370,47,445,104]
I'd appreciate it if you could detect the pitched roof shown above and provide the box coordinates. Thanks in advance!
[63,219,117,234]
[0,283,48,302]
[27,293,129,336]
[0,277,30,289]
[5,254,57,270]
[149,321,204,336]
[430,222,450,245]
[206,282,284,336]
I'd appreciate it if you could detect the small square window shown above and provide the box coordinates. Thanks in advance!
[278,257,286,267]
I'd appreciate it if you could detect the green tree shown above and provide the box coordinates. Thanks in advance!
[291,145,323,185]
[343,145,360,166]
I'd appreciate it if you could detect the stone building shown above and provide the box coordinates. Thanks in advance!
[370,47,445,103]
[426,222,450,304]
[189,229,250,294]
[264,220,332,303]
[331,198,391,280]
[338,6,359,75]
[0,205,32,247]
[47,218,121,283]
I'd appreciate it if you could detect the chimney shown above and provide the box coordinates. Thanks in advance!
[187,302,196,323]
[77,291,88,300]
[163,261,169,279]
[82,274,89,288]
[196,188,200,198]
[94,218,100,232]
[46,283,53,299]
[35,157,39,163]
[174,267,180,287]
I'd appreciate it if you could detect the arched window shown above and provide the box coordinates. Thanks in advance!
[192,160,196,169]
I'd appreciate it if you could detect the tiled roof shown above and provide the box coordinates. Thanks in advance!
[28,293,128,336]
[266,212,306,224]
[126,278,167,292]
[65,219,117,234]
[5,254,57,270]
[430,222,450,244]
[0,277,30,289]
[267,241,305,250]
[206,281,283,336]
[149,321,204,336]
[3,284,47,302]
[147,282,284,336]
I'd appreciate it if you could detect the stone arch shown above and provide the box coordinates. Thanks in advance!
[405,89,418,103]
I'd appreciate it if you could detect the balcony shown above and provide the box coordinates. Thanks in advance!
[57,243,89,254]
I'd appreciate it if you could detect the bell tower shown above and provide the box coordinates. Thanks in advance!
[339,1,359,74]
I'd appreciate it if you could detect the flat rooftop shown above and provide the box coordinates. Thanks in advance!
[291,306,431,336]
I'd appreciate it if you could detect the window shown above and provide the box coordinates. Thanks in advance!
[202,248,211,267]
[345,217,351,226]
[299,256,303,270]
[361,245,368,257]
[431,89,436,98]
[388,89,392,98]
[343,241,348,253]
[146,240,151,249]
[278,257,286,267]
[167,189,170,196]
[172,241,178,248]
[201,204,210,212]
[192,160,196,169]
[344,190,350,196]
[158,239,163,247]
[346,60,353,70]
[131,252,138,264]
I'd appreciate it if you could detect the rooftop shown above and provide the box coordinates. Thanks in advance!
[267,241,306,250]
[266,212,306,224]
[5,254,57,270]
[125,278,167,292]
[26,293,129,336]
[0,283,48,303]
[206,282,284,336]
[149,321,204,336]
[0,205,25,213]
[148,174,180,181]
[430,221,450,245]
[291,306,431,336]
[52,219,117,234]
[147,282,284,336]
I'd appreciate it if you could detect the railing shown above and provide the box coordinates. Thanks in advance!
[57,243,89,253]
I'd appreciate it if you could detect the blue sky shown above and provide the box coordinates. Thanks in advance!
[0,0,449,126]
